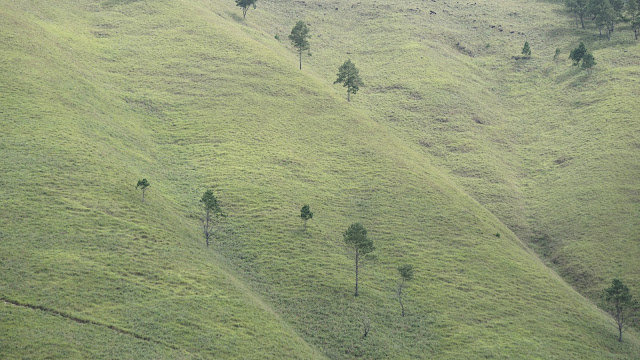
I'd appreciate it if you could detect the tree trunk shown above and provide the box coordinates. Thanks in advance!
[580,15,584,29]
[299,50,302,70]
[398,279,405,317]
[243,8,247,19]
[142,189,145,202]
[205,209,210,247]
[347,90,350,102]
[354,249,359,296]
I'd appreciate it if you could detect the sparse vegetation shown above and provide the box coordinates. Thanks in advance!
[2,0,640,358]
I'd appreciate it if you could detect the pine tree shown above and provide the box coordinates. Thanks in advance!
[300,204,313,230]
[343,223,374,296]
[334,59,364,102]
[136,179,150,202]
[522,41,531,58]
[289,21,310,70]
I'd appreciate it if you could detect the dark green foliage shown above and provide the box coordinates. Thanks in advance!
[289,21,310,70]
[553,48,561,62]
[343,223,374,296]
[334,59,364,102]
[569,42,587,65]
[581,52,596,72]
[604,279,637,342]
[522,41,531,57]
[300,204,313,230]
[397,264,414,317]
[235,0,257,19]
[136,178,150,202]
[201,190,224,247]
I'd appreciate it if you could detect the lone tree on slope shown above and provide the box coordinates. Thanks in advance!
[300,204,313,231]
[343,223,374,296]
[201,189,224,247]
[521,41,531,58]
[334,59,364,102]
[569,42,587,65]
[289,21,310,70]
[604,279,638,342]
[396,264,414,317]
[136,179,150,202]
[235,0,257,19]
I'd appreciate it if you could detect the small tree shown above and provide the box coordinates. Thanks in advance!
[343,223,374,296]
[289,21,310,70]
[235,0,257,19]
[300,204,313,231]
[136,179,150,202]
[201,189,224,247]
[581,52,596,73]
[334,59,364,102]
[396,264,414,317]
[569,42,587,65]
[522,41,531,58]
[604,279,637,342]
[553,48,561,62]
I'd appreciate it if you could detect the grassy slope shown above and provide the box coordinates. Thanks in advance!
[0,0,638,359]
[252,0,640,313]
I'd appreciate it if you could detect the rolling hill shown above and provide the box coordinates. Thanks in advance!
[1,0,639,358]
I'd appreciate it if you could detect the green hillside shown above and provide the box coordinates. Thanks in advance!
[253,0,640,321]
[1,0,639,359]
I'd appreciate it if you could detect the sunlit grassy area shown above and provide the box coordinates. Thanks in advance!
[1,0,639,358]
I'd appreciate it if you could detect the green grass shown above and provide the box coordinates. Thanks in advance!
[1,0,639,358]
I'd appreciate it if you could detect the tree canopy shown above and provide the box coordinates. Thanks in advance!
[343,223,374,296]
[289,21,310,70]
[334,59,364,102]
[235,0,257,19]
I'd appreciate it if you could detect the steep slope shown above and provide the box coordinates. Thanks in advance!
[1,0,639,359]
[251,0,640,316]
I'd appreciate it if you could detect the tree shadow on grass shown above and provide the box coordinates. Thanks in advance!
[225,11,245,23]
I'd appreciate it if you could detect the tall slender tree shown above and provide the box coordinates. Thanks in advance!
[136,179,150,202]
[343,223,374,296]
[201,190,224,247]
[334,59,364,102]
[289,21,310,70]
[396,264,414,317]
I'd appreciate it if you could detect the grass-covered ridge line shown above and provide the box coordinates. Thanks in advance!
[0,0,639,358]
